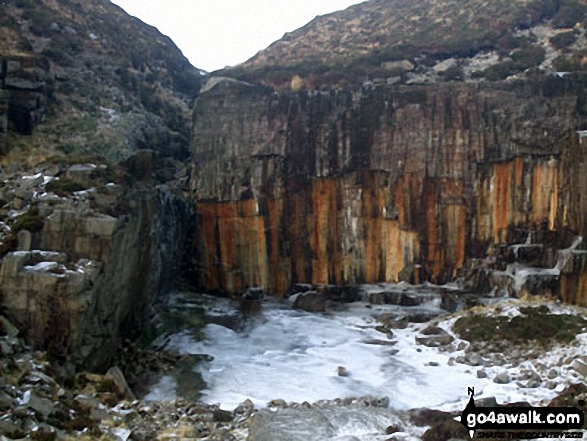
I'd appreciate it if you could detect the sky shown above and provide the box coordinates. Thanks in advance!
[111,0,365,72]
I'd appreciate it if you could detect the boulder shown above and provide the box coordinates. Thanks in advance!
[381,59,415,74]
[416,334,454,347]
[493,372,511,384]
[293,291,328,312]
[106,366,135,400]
[571,358,587,377]
[0,316,19,338]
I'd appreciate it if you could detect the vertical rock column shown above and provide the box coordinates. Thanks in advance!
[0,90,8,155]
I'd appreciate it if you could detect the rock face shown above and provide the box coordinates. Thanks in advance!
[0,55,50,136]
[0,0,202,162]
[0,90,8,154]
[0,0,201,369]
[0,161,196,370]
[191,75,587,301]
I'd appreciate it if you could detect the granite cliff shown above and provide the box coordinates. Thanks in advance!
[193,0,587,304]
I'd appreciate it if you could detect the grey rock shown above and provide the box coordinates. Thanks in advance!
[20,174,44,188]
[525,379,542,388]
[375,397,390,408]
[268,399,288,408]
[381,59,414,73]
[106,366,135,400]
[0,390,13,411]
[416,334,454,347]
[16,230,32,251]
[476,370,488,379]
[493,372,511,384]
[0,340,13,356]
[26,394,55,417]
[0,419,24,438]
[456,355,467,364]
[0,316,19,338]
[465,353,484,366]
[547,369,558,379]
[475,397,498,407]
[234,399,254,415]
[571,359,587,377]
[74,394,100,411]
[293,291,328,312]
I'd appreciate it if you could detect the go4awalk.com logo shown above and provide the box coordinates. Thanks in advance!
[455,388,585,439]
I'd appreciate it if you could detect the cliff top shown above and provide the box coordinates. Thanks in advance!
[220,0,587,89]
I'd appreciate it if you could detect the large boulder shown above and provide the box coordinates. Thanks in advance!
[292,291,328,312]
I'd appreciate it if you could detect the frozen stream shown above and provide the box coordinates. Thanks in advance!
[145,291,583,415]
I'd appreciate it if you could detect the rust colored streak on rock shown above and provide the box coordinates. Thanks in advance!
[425,182,441,279]
[197,203,222,290]
[267,199,285,294]
[493,162,511,243]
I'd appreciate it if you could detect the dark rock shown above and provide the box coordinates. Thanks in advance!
[26,393,55,417]
[293,291,328,312]
[420,326,445,336]
[0,419,25,439]
[386,424,401,434]
[268,399,288,408]
[421,418,469,441]
[106,366,135,400]
[416,334,455,347]
[409,408,454,426]
[242,287,265,300]
[234,398,255,415]
[475,397,498,407]
[377,314,408,329]
[416,326,454,347]
[0,316,19,337]
[213,409,233,422]
[0,390,13,411]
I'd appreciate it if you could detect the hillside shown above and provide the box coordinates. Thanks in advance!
[221,0,587,89]
[0,0,202,164]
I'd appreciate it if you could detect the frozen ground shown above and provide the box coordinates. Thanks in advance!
[145,292,587,419]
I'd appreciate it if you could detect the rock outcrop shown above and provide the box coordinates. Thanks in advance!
[0,90,8,154]
[0,0,202,369]
[0,0,202,162]
[191,75,587,303]
[0,54,51,137]
[0,157,195,370]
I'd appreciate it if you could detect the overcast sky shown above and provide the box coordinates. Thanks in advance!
[110,0,365,72]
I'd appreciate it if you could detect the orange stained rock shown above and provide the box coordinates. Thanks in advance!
[196,200,268,294]
[267,199,288,294]
[561,270,587,306]
[530,160,559,229]
[493,161,511,243]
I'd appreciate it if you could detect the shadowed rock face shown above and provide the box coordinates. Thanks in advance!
[191,76,587,301]
[0,0,202,162]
